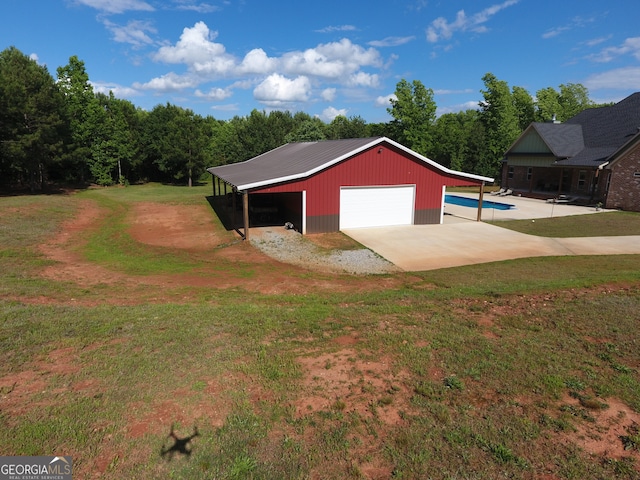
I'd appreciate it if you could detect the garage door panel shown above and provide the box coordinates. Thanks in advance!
[340,186,415,229]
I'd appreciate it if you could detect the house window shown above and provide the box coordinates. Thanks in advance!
[527,167,533,181]
[578,170,587,190]
[508,166,514,179]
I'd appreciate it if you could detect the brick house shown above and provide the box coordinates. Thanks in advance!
[502,92,640,211]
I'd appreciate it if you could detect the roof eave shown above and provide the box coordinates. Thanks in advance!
[605,130,640,167]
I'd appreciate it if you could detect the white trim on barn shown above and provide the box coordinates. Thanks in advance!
[440,185,446,224]
[302,190,307,235]
[339,185,415,229]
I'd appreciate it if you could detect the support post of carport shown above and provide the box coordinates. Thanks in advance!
[242,191,250,241]
[476,182,485,222]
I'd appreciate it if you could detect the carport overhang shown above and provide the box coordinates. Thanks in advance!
[209,174,251,240]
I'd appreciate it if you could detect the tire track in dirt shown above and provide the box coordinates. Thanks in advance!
[34,199,407,303]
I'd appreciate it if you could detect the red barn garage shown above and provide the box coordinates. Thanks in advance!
[208,137,493,237]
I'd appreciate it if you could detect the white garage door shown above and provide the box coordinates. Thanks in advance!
[340,185,415,229]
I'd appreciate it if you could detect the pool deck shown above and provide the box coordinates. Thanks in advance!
[444,192,605,221]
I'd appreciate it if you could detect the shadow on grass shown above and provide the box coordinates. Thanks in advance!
[205,195,246,236]
[160,424,200,461]
[0,183,89,197]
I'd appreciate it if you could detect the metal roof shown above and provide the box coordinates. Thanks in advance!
[208,136,493,190]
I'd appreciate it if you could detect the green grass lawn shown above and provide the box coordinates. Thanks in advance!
[489,210,640,237]
[1,183,639,479]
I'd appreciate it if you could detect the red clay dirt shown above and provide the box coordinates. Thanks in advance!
[5,196,638,477]
[34,199,407,302]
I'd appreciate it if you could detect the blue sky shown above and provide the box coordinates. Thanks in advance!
[2,0,639,122]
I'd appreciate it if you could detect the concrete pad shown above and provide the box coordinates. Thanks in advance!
[343,221,640,272]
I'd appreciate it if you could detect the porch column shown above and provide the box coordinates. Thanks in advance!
[243,191,250,241]
[232,187,237,230]
[476,182,485,222]
[557,168,564,195]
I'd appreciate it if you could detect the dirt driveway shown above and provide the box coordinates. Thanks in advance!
[343,219,640,271]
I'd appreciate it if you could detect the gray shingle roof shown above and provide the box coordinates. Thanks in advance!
[531,123,584,158]
[554,146,618,166]
[208,136,493,190]
[526,92,640,168]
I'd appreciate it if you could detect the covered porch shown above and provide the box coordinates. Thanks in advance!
[501,163,608,204]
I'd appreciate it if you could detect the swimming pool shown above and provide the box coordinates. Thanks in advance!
[445,194,515,211]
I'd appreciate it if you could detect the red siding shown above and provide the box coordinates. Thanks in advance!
[252,143,481,217]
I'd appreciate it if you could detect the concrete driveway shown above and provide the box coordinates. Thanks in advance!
[344,221,640,271]
[343,196,640,271]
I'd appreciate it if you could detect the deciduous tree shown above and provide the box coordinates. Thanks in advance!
[478,73,520,177]
[512,86,535,131]
[0,46,64,190]
[326,115,368,139]
[535,83,593,122]
[56,55,96,183]
[387,79,436,156]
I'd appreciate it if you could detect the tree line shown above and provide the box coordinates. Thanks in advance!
[0,46,607,190]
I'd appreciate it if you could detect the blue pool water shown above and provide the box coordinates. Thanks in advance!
[445,194,515,211]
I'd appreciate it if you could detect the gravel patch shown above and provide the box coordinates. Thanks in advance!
[250,227,399,275]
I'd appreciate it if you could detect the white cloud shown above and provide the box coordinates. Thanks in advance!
[375,94,396,107]
[321,88,337,101]
[409,0,429,12]
[434,88,474,95]
[153,21,234,76]
[210,103,239,112]
[588,37,640,63]
[103,19,156,48]
[253,74,311,105]
[174,1,220,13]
[436,101,480,116]
[347,72,379,88]
[29,53,39,63]
[320,106,348,122]
[229,79,256,90]
[237,48,277,74]
[133,72,198,91]
[426,0,519,43]
[92,81,140,98]
[541,26,569,40]
[315,25,357,33]
[368,36,415,48]
[194,87,233,101]
[140,22,385,103]
[149,23,382,84]
[281,38,382,80]
[542,15,598,40]
[584,67,640,90]
[72,0,154,14]
[584,36,612,48]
